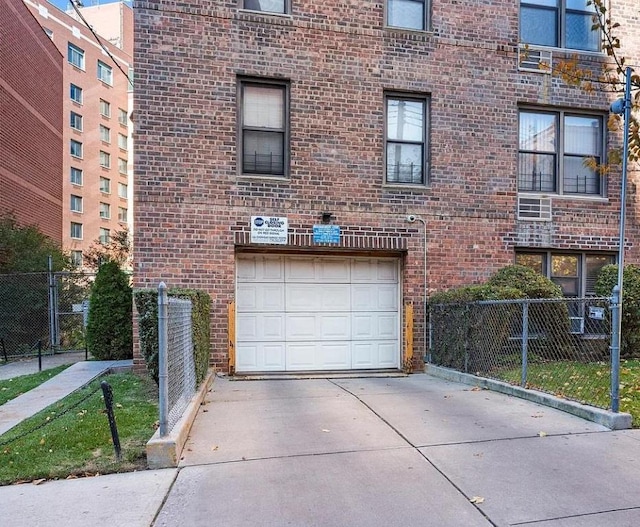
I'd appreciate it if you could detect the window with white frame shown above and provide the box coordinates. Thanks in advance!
[387,0,429,31]
[99,202,111,219]
[99,228,110,244]
[71,250,83,268]
[118,182,128,199]
[118,133,127,150]
[100,125,111,143]
[241,0,288,14]
[97,60,113,85]
[100,151,111,168]
[240,80,288,176]
[118,108,128,125]
[70,139,83,158]
[118,207,128,223]
[70,222,83,239]
[518,109,604,196]
[70,84,83,104]
[100,176,111,194]
[70,111,82,131]
[520,0,600,52]
[70,167,83,185]
[385,94,428,185]
[118,158,128,175]
[99,99,111,117]
[67,43,84,69]
[70,194,83,213]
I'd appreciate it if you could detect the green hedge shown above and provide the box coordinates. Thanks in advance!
[133,287,211,386]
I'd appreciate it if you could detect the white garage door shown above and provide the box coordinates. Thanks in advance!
[236,255,401,372]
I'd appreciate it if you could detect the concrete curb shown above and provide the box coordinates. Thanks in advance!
[425,364,633,430]
[146,369,216,469]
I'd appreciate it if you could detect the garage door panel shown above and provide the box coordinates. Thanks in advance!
[352,259,398,283]
[286,284,350,312]
[286,313,350,341]
[236,343,286,372]
[352,313,398,340]
[237,256,284,282]
[237,314,285,341]
[286,342,350,370]
[286,258,350,283]
[352,341,399,368]
[352,284,398,311]
[318,259,350,282]
[237,284,285,312]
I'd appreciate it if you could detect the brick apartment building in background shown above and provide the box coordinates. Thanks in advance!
[1,0,63,243]
[25,0,133,267]
[134,1,640,374]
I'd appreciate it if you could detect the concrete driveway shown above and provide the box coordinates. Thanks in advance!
[154,374,640,527]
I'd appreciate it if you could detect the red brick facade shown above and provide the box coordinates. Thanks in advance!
[134,1,640,373]
[0,0,63,243]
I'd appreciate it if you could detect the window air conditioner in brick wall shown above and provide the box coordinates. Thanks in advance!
[518,45,552,74]
[517,196,552,221]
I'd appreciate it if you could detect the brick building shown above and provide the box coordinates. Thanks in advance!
[0,0,63,243]
[134,1,640,374]
[25,0,133,267]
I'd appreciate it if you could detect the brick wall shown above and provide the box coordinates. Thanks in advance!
[0,0,63,242]
[134,0,640,373]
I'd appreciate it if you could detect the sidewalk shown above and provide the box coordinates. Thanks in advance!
[0,357,132,436]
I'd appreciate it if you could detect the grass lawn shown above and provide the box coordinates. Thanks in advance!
[0,372,158,486]
[0,365,70,406]
[494,359,640,426]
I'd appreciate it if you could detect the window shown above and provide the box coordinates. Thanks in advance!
[70,139,83,158]
[70,250,83,268]
[516,251,615,297]
[118,108,128,125]
[518,109,604,196]
[118,182,128,198]
[70,194,83,213]
[520,0,600,52]
[99,228,110,244]
[118,207,128,223]
[100,151,111,168]
[97,60,113,85]
[100,125,111,143]
[70,84,83,104]
[118,158,128,174]
[100,176,111,194]
[44,27,53,40]
[70,167,83,185]
[240,80,288,176]
[70,112,82,131]
[67,43,84,69]
[385,94,428,185]
[70,222,83,239]
[100,99,111,117]
[99,202,111,219]
[118,133,127,150]
[241,0,288,14]
[387,0,428,31]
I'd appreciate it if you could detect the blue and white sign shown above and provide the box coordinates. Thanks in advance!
[313,225,341,244]
[251,216,288,244]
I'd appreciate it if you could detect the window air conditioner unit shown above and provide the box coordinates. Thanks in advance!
[570,317,585,335]
[517,196,552,221]
[518,45,552,74]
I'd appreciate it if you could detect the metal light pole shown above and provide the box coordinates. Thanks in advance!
[609,66,633,413]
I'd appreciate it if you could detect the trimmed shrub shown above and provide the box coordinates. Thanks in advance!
[133,288,211,386]
[487,265,563,298]
[429,284,525,304]
[86,261,132,360]
[595,264,640,358]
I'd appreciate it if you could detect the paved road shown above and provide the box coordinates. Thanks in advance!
[3,374,640,526]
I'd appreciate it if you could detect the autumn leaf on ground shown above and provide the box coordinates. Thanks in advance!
[470,496,485,504]
[538,431,548,437]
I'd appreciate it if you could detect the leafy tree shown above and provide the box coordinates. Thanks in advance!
[83,228,131,271]
[86,261,133,360]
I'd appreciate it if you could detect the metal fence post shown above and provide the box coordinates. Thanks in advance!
[521,301,529,388]
[610,286,621,413]
[47,256,56,352]
[158,282,169,436]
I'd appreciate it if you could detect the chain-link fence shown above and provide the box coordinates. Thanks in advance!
[429,297,612,409]
[0,272,94,361]
[158,284,195,435]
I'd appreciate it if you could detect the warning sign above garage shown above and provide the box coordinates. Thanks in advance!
[250,216,288,245]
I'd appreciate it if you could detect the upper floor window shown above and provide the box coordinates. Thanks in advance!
[97,60,113,85]
[118,108,128,125]
[100,99,111,118]
[99,228,111,245]
[100,151,111,169]
[99,202,111,219]
[100,176,111,194]
[520,0,600,52]
[240,80,288,176]
[518,109,604,196]
[44,28,53,40]
[385,94,428,185]
[118,182,128,198]
[118,133,128,150]
[100,125,111,143]
[67,43,84,69]
[70,139,83,158]
[70,111,83,131]
[387,0,429,31]
[241,0,288,14]
[118,207,128,223]
[70,222,83,240]
[70,250,83,268]
[70,194,83,213]
[70,167,83,185]
[70,84,83,104]
[118,158,128,174]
